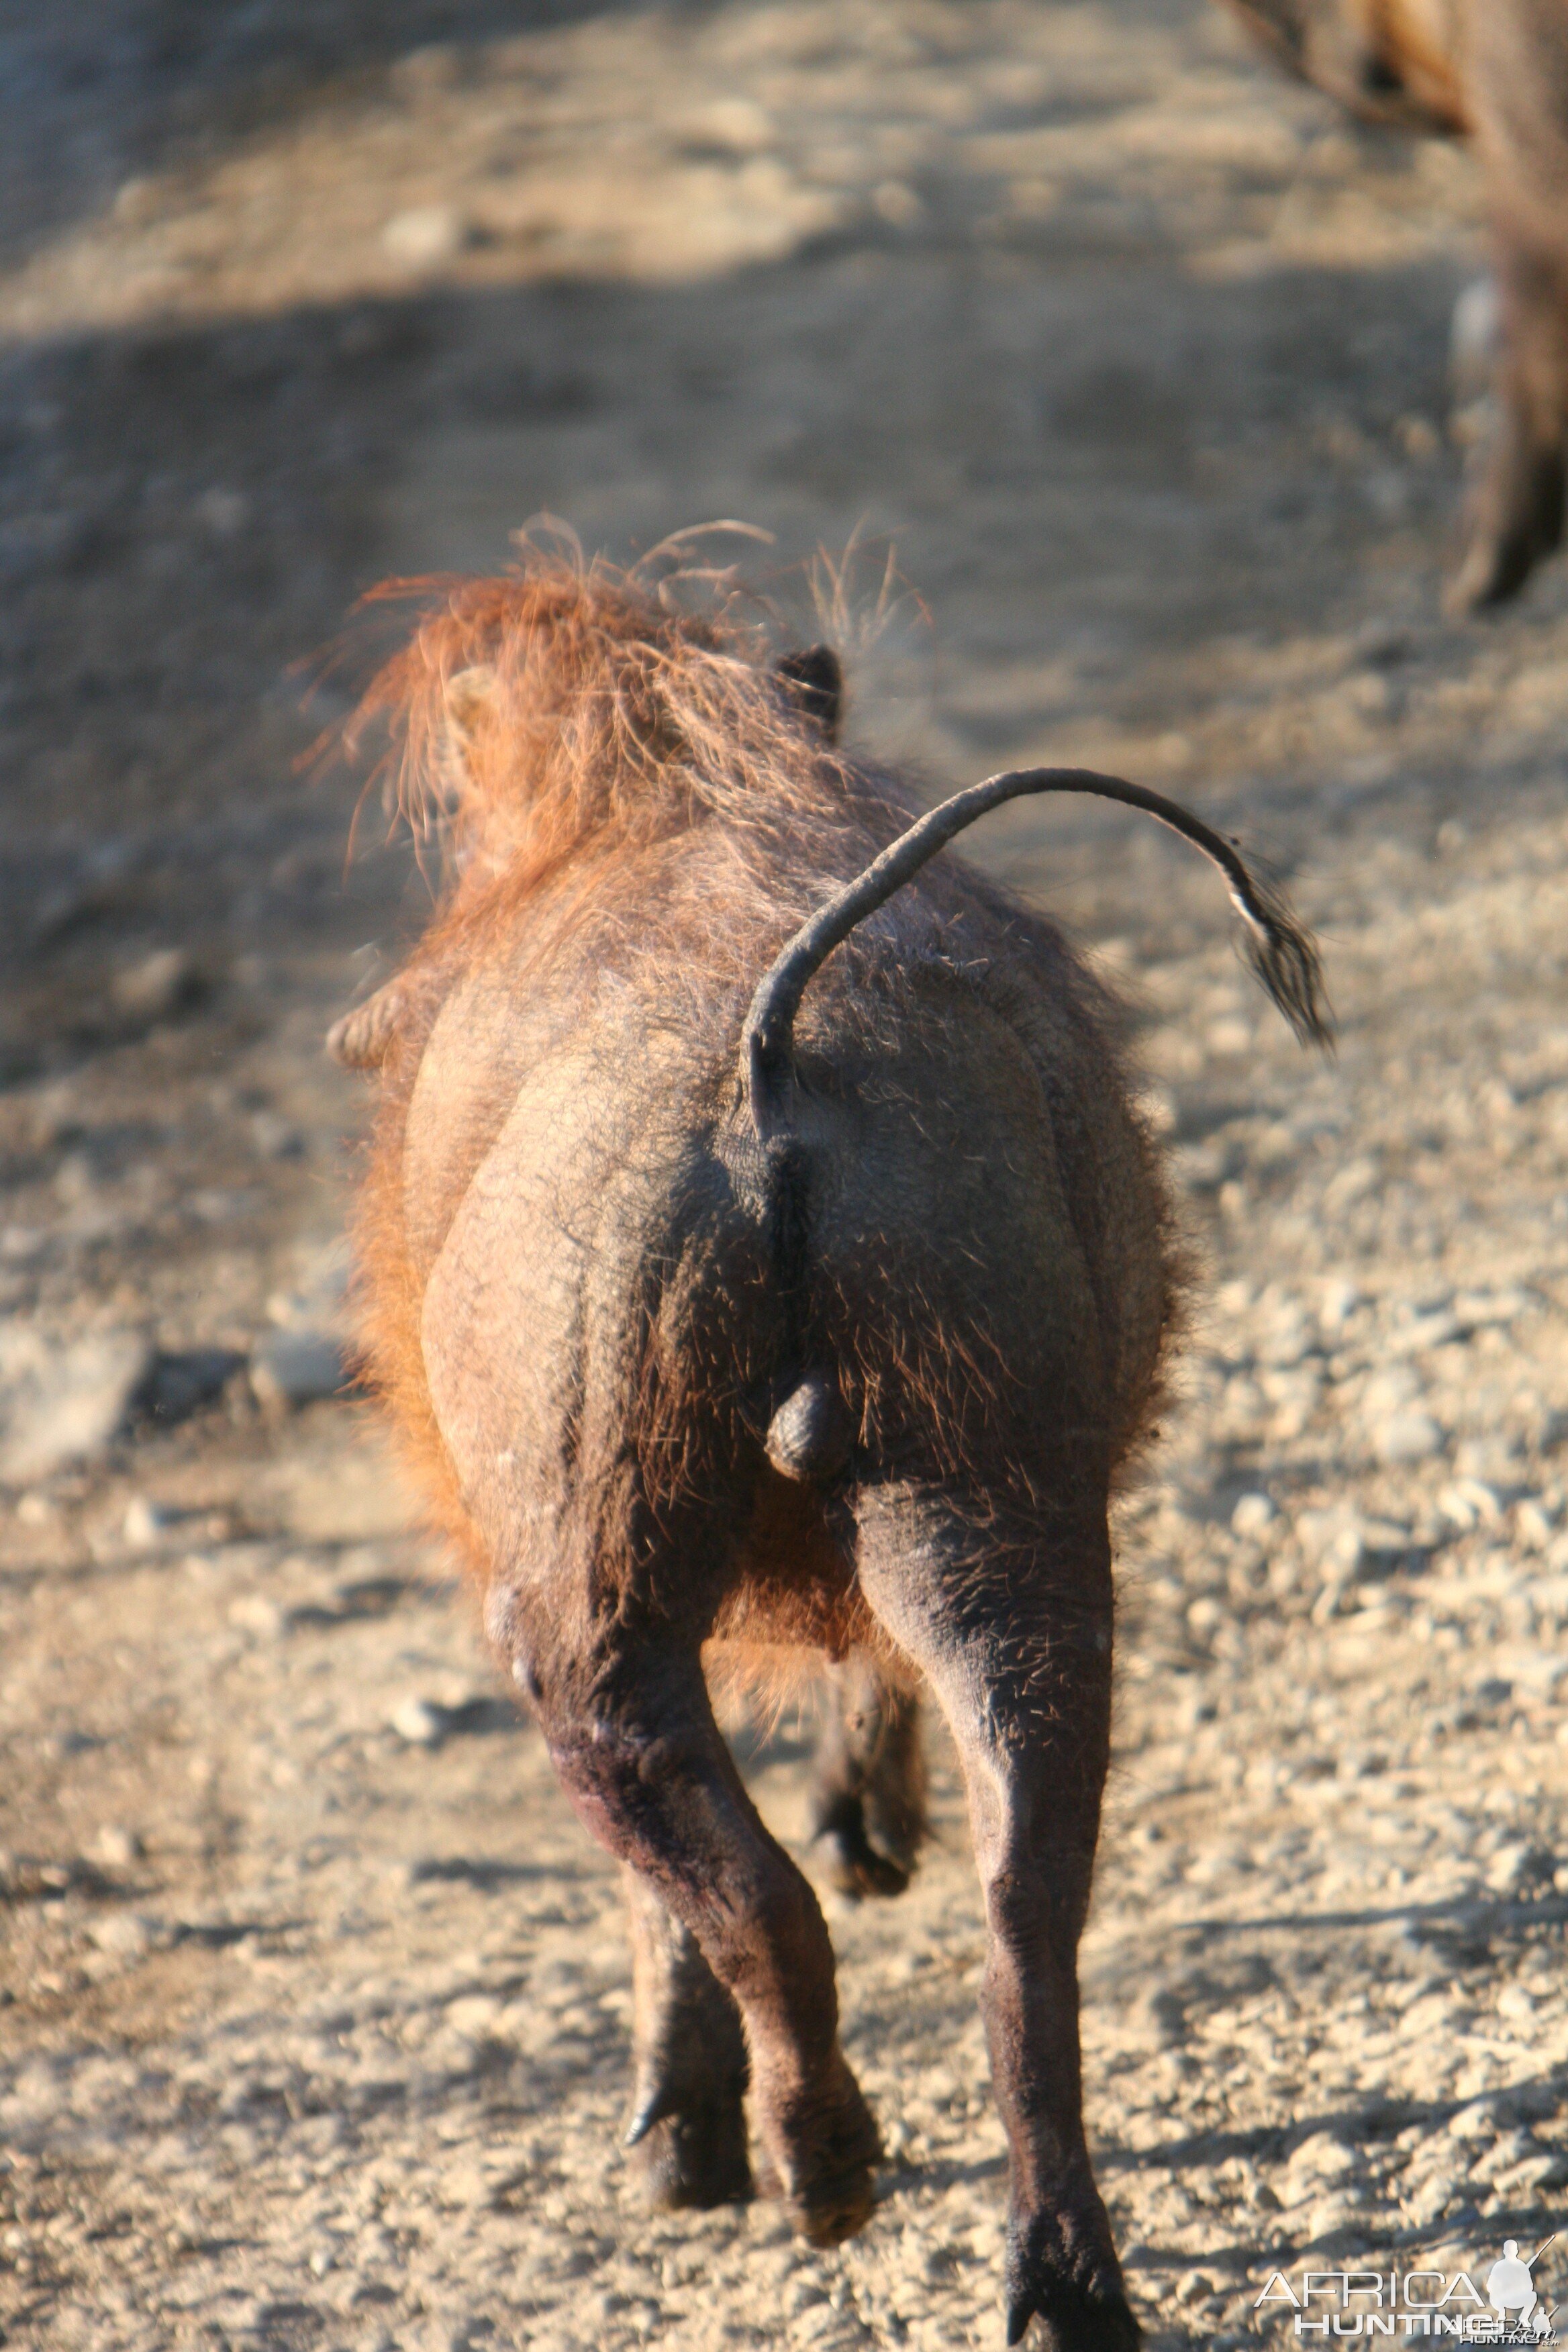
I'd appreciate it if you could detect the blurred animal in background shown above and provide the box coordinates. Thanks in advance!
[332,558,1328,2348]
[1224,0,1568,611]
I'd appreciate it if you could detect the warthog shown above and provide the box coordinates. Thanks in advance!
[331,562,1327,2349]
[1224,0,1568,611]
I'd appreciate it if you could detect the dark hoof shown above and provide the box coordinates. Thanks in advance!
[793,2159,878,2248]
[1005,2212,1140,2351]
[630,2104,754,2211]
[815,1796,912,1902]
[769,2066,883,2247]
[822,1832,910,1902]
[761,2153,876,2243]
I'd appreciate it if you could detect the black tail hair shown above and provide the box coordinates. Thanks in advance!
[740,765,1331,1138]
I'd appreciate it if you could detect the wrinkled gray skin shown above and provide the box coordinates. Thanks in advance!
[393,660,1171,2347]
[1226,0,1568,609]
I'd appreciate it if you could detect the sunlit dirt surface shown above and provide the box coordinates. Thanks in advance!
[3,3,1568,2346]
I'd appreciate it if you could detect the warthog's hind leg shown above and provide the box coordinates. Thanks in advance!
[1449,230,1568,612]
[624,1867,752,2209]
[807,1658,926,1900]
[536,1630,881,2247]
[854,1479,1139,2352]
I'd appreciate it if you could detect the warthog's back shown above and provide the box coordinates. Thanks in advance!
[391,822,1171,1613]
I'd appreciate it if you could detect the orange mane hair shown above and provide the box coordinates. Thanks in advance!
[346,558,872,898]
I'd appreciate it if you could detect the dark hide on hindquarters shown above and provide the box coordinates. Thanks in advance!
[336,558,1324,2349]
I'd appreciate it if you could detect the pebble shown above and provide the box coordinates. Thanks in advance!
[87,1913,152,1960]
[1374,1410,1443,1466]
[391,1695,446,1747]
[382,205,472,268]
[250,1329,346,1412]
[228,1594,287,1640]
[0,1329,152,1483]
[91,1825,142,1868]
[1485,1842,1554,1894]
[1230,1491,1276,1538]
[109,948,196,1022]
[123,1496,176,1549]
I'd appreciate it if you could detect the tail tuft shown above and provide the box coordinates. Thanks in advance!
[1234,884,1334,1052]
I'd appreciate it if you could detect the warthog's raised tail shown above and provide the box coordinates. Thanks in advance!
[740,765,1332,1139]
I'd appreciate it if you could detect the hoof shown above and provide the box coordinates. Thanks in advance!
[792,2159,878,2247]
[822,1832,910,1902]
[781,2071,883,2247]
[1004,2282,1140,2351]
[815,1796,912,1902]
[758,2059,883,2245]
[630,2104,754,2211]
[1005,2210,1140,2351]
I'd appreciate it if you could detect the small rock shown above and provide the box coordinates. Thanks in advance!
[87,1912,152,1960]
[1320,1278,1363,1331]
[382,204,472,268]
[1485,1841,1553,1894]
[91,1825,142,1869]
[1375,1410,1443,1466]
[1286,2130,1360,2186]
[110,948,197,1024]
[1363,1365,1421,1418]
[1448,2099,1507,2142]
[0,1330,152,1484]
[1508,2149,1568,2193]
[250,1330,346,1412]
[1231,1491,1276,1538]
[228,1594,286,1640]
[122,1496,175,1550]
[391,1695,446,1747]
[1455,1435,1524,1483]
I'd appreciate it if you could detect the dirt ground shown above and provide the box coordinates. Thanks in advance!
[4,1,1568,2346]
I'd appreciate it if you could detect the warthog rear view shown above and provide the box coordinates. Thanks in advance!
[332,560,1328,2349]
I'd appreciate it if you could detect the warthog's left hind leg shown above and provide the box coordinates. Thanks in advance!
[624,1867,752,2208]
[808,1657,926,1899]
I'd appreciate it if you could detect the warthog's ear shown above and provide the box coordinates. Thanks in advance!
[440,663,497,787]
[775,645,842,744]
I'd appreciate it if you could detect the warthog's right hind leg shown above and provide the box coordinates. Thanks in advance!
[624,1869,752,2209]
[807,1658,926,1900]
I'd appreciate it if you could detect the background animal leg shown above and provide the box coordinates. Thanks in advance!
[1449,230,1568,611]
[542,1639,881,2245]
[624,1867,752,2208]
[854,1481,1137,2352]
[808,1657,927,1899]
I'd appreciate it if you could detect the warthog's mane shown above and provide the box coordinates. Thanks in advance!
[345,554,896,890]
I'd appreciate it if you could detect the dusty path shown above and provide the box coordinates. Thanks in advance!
[3,3,1568,2347]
